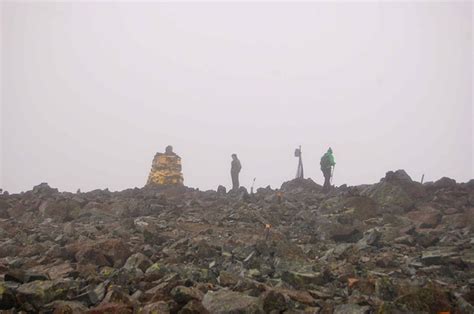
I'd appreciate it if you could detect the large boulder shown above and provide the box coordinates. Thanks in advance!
[123,253,152,272]
[362,170,425,209]
[32,183,59,196]
[15,279,78,312]
[280,178,322,194]
[432,177,457,189]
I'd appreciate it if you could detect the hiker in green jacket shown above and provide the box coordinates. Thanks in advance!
[320,148,336,191]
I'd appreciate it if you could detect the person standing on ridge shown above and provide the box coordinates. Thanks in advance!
[231,154,242,190]
[320,147,336,191]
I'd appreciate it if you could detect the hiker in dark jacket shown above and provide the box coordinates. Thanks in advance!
[320,148,336,192]
[231,154,242,190]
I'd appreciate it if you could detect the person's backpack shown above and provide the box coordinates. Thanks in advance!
[320,153,331,169]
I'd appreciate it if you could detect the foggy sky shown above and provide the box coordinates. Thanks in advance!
[1,2,473,193]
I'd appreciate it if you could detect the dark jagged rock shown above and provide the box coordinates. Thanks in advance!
[329,225,363,243]
[259,289,289,312]
[32,182,59,196]
[0,282,16,310]
[432,177,457,189]
[5,269,50,283]
[362,169,425,208]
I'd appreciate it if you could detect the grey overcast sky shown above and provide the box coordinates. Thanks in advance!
[1,1,473,193]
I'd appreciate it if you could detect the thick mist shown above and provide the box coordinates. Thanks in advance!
[1,2,472,193]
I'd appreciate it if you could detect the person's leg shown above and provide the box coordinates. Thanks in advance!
[323,168,330,190]
[321,170,327,190]
[231,172,238,190]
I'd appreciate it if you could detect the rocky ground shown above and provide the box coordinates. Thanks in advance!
[0,170,473,313]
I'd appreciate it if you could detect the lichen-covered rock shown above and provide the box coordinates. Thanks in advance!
[123,252,152,272]
[100,287,134,307]
[45,300,88,314]
[140,301,170,314]
[0,282,16,310]
[202,289,264,314]
[281,271,325,289]
[15,279,78,312]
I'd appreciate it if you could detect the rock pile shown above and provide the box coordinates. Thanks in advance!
[0,170,473,313]
[146,146,184,186]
